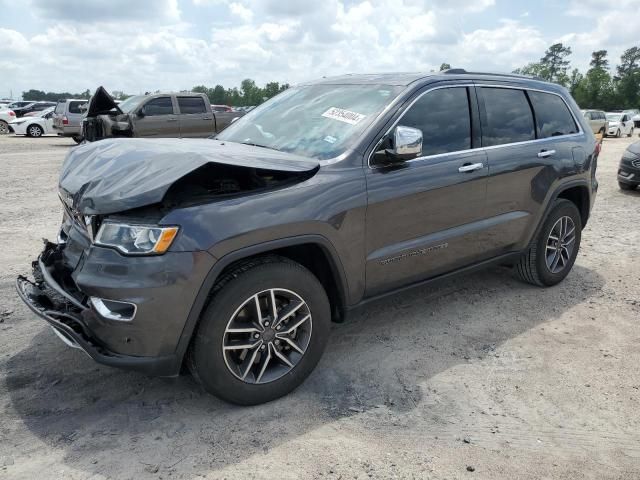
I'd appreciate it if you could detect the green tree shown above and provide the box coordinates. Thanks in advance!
[580,50,614,109]
[616,46,640,109]
[539,43,572,85]
[439,63,451,71]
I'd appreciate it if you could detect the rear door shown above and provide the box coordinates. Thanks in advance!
[365,84,490,296]
[133,96,180,137]
[176,96,215,138]
[479,85,582,254]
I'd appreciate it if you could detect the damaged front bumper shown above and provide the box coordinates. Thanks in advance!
[16,240,213,377]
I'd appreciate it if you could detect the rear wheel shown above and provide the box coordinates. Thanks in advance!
[27,124,43,137]
[72,135,83,144]
[0,120,9,135]
[188,256,331,405]
[516,199,582,287]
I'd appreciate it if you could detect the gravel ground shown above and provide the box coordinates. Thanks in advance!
[0,133,639,480]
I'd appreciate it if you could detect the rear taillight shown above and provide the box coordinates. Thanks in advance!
[62,116,69,125]
[8,111,15,116]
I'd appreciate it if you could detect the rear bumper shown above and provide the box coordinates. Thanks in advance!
[53,124,81,136]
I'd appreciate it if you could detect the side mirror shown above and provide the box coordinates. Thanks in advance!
[375,125,423,164]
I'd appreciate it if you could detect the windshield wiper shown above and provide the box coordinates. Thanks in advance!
[240,141,277,151]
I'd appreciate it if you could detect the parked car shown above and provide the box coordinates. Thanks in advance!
[52,99,88,143]
[6,101,32,111]
[82,87,243,141]
[16,71,598,405]
[8,107,55,137]
[12,101,56,118]
[581,109,608,136]
[617,140,640,190]
[0,108,16,134]
[605,112,634,137]
[623,109,640,129]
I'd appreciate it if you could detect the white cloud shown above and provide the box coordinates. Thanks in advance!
[2,0,639,99]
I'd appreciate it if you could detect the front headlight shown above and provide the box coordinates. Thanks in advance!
[94,223,179,255]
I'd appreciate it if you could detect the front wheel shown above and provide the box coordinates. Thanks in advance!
[27,124,43,137]
[615,129,621,138]
[516,199,582,287]
[188,256,331,405]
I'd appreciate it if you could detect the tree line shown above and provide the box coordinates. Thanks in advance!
[512,43,640,111]
[21,79,290,106]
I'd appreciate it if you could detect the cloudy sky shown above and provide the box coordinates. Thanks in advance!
[1,0,639,99]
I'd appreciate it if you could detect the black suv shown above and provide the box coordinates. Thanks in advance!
[17,71,598,405]
[618,140,640,190]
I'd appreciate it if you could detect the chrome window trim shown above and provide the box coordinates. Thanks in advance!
[368,82,585,169]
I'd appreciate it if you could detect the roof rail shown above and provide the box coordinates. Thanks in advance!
[442,68,467,74]
[442,69,542,81]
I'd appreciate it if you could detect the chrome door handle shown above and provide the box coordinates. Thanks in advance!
[458,162,484,173]
[167,117,178,122]
[538,149,556,158]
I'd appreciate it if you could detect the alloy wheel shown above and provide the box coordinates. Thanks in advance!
[0,121,8,135]
[28,125,42,137]
[222,288,312,384]
[545,216,576,274]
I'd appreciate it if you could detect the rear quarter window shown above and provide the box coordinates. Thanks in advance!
[528,91,578,138]
[481,87,535,146]
[54,102,65,114]
[68,101,85,114]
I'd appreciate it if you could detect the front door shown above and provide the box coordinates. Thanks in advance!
[134,96,180,137]
[365,85,489,297]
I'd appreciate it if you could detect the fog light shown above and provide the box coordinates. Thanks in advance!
[90,297,137,321]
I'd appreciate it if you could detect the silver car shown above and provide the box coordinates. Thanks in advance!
[53,99,88,143]
[580,109,608,136]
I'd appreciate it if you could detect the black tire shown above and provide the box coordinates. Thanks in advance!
[619,182,636,191]
[516,199,582,287]
[628,128,634,138]
[188,256,331,405]
[27,124,43,137]
[72,135,83,144]
[615,129,621,138]
[0,120,9,135]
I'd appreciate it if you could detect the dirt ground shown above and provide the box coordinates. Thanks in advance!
[0,133,639,480]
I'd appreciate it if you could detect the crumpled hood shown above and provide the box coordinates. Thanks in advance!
[59,138,319,214]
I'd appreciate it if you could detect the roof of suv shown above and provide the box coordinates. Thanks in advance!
[305,69,546,87]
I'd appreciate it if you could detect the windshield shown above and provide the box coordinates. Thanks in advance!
[216,84,404,160]
[606,114,622,121]
[118,95,146,113]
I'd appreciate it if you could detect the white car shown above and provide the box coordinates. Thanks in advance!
[606,112,635,138]
[9,107,55,137]
[0,106,17,134]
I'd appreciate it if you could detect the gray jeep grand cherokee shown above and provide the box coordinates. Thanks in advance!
[17,70,599,405]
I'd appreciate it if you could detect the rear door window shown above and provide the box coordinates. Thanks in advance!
[399,87,471,156]
[144,97,174,116]
[528,91,578,138]
[480,87,535,146]
[177,97,207,114]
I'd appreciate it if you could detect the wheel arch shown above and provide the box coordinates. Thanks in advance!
[555,183,590,228]
[174,235,350,367]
